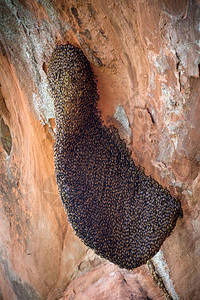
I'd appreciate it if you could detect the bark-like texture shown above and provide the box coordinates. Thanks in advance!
[0,0,200,299]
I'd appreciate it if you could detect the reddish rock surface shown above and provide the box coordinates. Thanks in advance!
[0,0,200,299]
[60,262,164,300]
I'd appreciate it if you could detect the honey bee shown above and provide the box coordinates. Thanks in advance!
[47,44,182,270]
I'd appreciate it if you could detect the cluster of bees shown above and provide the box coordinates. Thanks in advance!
[47,44,182,269]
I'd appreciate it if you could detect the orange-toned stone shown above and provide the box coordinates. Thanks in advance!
[0,0,200,299]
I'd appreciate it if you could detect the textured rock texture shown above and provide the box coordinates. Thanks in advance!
[0,0,199,299]
[59,262,165,300]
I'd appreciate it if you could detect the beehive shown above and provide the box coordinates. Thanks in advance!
[47,44,182,269]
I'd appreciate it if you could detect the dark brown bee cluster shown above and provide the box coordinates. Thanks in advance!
[47,44,182,270]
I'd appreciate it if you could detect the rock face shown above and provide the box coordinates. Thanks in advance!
[59,262,165,300]
[0,0,199,300]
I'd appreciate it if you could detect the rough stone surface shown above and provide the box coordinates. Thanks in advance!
[0,0,200,299]
[60,262,165,300]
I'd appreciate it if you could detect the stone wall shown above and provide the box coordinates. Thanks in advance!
[0,0,200,299]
